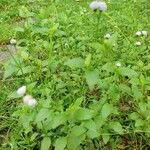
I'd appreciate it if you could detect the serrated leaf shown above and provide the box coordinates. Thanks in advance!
[101,103,113,119]
[41,137,51,150]
[85,69,99,90]
[54,137,67,150]
[64,57,84,69]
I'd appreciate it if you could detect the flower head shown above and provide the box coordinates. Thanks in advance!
[135,41,141,46]
[27,99,37,107]
[23,95,37,107]
[104,33,111,39]
[17,86,26,97]
[142,31,148,36]
[136,31,142,36]
[10,39,17,45]
[89,1,99,10]
[98,1,107,11]
[90,1,107,11]
[116,62,121,67]
[23,95,32,104]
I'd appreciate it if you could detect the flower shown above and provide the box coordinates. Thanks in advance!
[136,31,142,36]
[23,95,37,107]
[10,39,17,44]
[90,1,107,11]
[17,86,26,97]
[98,1,107,11]
[135,41,141,46]
[116,62,121,67]
[142,31,148,36]
[104,33,111,39]
[27,99,37,107]
[89,1,99,10]
[23,95,32,104]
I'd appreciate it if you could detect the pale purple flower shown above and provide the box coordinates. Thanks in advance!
[136,31,142,36]
[23,95,37,107]
[90,1,107,11]
[17,86,26,97]
[89,1,99,10]
[98,1,107,11]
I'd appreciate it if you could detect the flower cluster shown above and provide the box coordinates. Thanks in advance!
[89,1,107,11]
[135,30,148,46]
[17,86,37,107]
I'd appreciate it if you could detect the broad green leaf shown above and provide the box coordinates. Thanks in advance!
[71,125,86,136]
[135,119,144,127]
[84,120,99,139]
[41,137,51,150]
[110,122,123,134]
[64,57,84,69]
[102,134,110,144]
[8,91,20,99]
[74,108,94,120]
[35,108,51,123]
[129,112,139,120]
[51,113,67,129]
[54,137,67,150]
[85,69,99,90]
[120,67,138,78]
[67,134,85,150]
[101,103,113,119]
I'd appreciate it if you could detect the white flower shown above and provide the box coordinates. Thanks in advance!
[17,86,26,97]
[104,33,111,39]
[136,31,142,36]
[89,1,107,11]
[23,95,32,104]
[142,31,148,36]
[116,62,121,67]
[98,1,107,11]
[10,39,17,44]
[135,41,141,46]
[27,99,37,107]
[89,1,99,10]
[23,95,37,107]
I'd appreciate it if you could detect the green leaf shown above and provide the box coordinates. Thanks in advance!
[84,120,99,139]
[102,134,110,144]
[120,67,138,78]
[101,103,113,119]
[71,125,86,136]
[74,108,94,120]
[41,137,51,150]
[85,53,92,68]
[67,134,85,150]
[51,113,67,129]
[85,69,99,90]
[35,108,51,123]
[135,119,144,127]
[54,137,67,150]
[110,122,123,134]
[64,57,84,69]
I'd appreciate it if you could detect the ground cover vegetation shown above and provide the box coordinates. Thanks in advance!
[0,0,150,149]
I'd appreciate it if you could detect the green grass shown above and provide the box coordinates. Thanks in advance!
[0,0,150,149]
